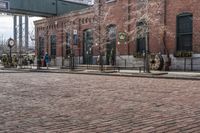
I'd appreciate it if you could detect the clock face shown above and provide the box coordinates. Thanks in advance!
[8,39,15,47]
[10,40,14,46]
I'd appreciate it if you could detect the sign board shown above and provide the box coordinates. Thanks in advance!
[0,1,9,10]
[73,29,77,35]
[118,32,127,42]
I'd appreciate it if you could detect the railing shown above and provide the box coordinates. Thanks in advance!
[116,55,144,73]
[181,57,200,71]
[116,55,127,67]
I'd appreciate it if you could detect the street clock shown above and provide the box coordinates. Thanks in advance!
[7,38,15,48]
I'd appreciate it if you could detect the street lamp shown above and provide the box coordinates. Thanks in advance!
[144,24,150,73]
[144,0,150,73]
[86,51,89,69]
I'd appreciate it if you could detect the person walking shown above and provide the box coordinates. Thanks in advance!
[44,52,50,69]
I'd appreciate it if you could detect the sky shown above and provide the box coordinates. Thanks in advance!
[0,15,42,46]
[0,0,93,46]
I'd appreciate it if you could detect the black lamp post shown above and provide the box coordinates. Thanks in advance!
[144,25,150,73]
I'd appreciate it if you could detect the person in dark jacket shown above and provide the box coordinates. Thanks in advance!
[44,52,50,69]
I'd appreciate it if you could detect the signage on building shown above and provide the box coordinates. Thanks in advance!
[118,32,127,42]
[0,1,10,10]
[73,29,78,35]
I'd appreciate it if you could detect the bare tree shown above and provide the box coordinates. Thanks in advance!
[92,0,113,71]
[124,0,175,72]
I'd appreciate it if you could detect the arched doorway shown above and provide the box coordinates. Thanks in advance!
[106,25,117,65]
[83,29,93,64]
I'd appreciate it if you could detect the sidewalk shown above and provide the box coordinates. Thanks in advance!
[1,65,200,80]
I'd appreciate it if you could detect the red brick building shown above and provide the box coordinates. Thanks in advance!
[34,0,200,71]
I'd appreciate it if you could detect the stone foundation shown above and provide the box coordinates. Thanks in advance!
[45,54,200,71]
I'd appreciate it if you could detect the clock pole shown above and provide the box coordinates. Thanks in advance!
[7,38,15,67]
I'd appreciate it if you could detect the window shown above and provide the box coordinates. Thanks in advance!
[73,34,78,45]
[66,32,71,58]
[50,35,56,58]
[136,21,147,53]
[177,13,193,51]
[38,37,44,57]
[83,29,93,64]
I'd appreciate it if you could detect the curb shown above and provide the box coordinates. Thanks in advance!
[1,68,200,81]
[26,69,200,81]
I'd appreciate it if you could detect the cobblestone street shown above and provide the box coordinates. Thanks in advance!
[0,72,200,132]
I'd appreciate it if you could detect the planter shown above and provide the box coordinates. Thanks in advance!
[133,52,144,58]
[174,51,192,58]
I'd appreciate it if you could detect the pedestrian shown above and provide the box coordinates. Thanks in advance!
[44,52,49,69]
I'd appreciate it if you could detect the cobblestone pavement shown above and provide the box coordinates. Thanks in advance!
[0,72,200,133]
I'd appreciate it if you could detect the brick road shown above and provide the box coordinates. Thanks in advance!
[0,72,200,133]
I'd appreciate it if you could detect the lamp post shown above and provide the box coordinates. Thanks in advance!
[145,0,150,73]
[86,51,88,69]
[144,25,150,73]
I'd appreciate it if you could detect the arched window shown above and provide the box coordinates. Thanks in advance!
[177,13,193,51]
[66,32,71,58]
[83,29,93,64]
[82,18,85,24]
[136,20,147,53]
[38,37,44,57]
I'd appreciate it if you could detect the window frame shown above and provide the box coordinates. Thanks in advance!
[176,13,193,52]
[136,20,147,53]
[50,34,57,58]
[38,37,45,57]
[66,32,71,58]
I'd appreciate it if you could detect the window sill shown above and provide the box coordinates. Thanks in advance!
[105,0,117,4]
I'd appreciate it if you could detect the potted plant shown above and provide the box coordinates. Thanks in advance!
[133,52,144,58]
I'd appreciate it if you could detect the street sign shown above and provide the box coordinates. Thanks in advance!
[0,1,10,10]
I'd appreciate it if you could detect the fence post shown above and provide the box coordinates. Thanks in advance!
[184,58,186,71]
[191,57,193,71]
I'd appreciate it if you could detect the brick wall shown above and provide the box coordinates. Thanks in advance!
[166,0,200,53]
[34,0,200,70]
